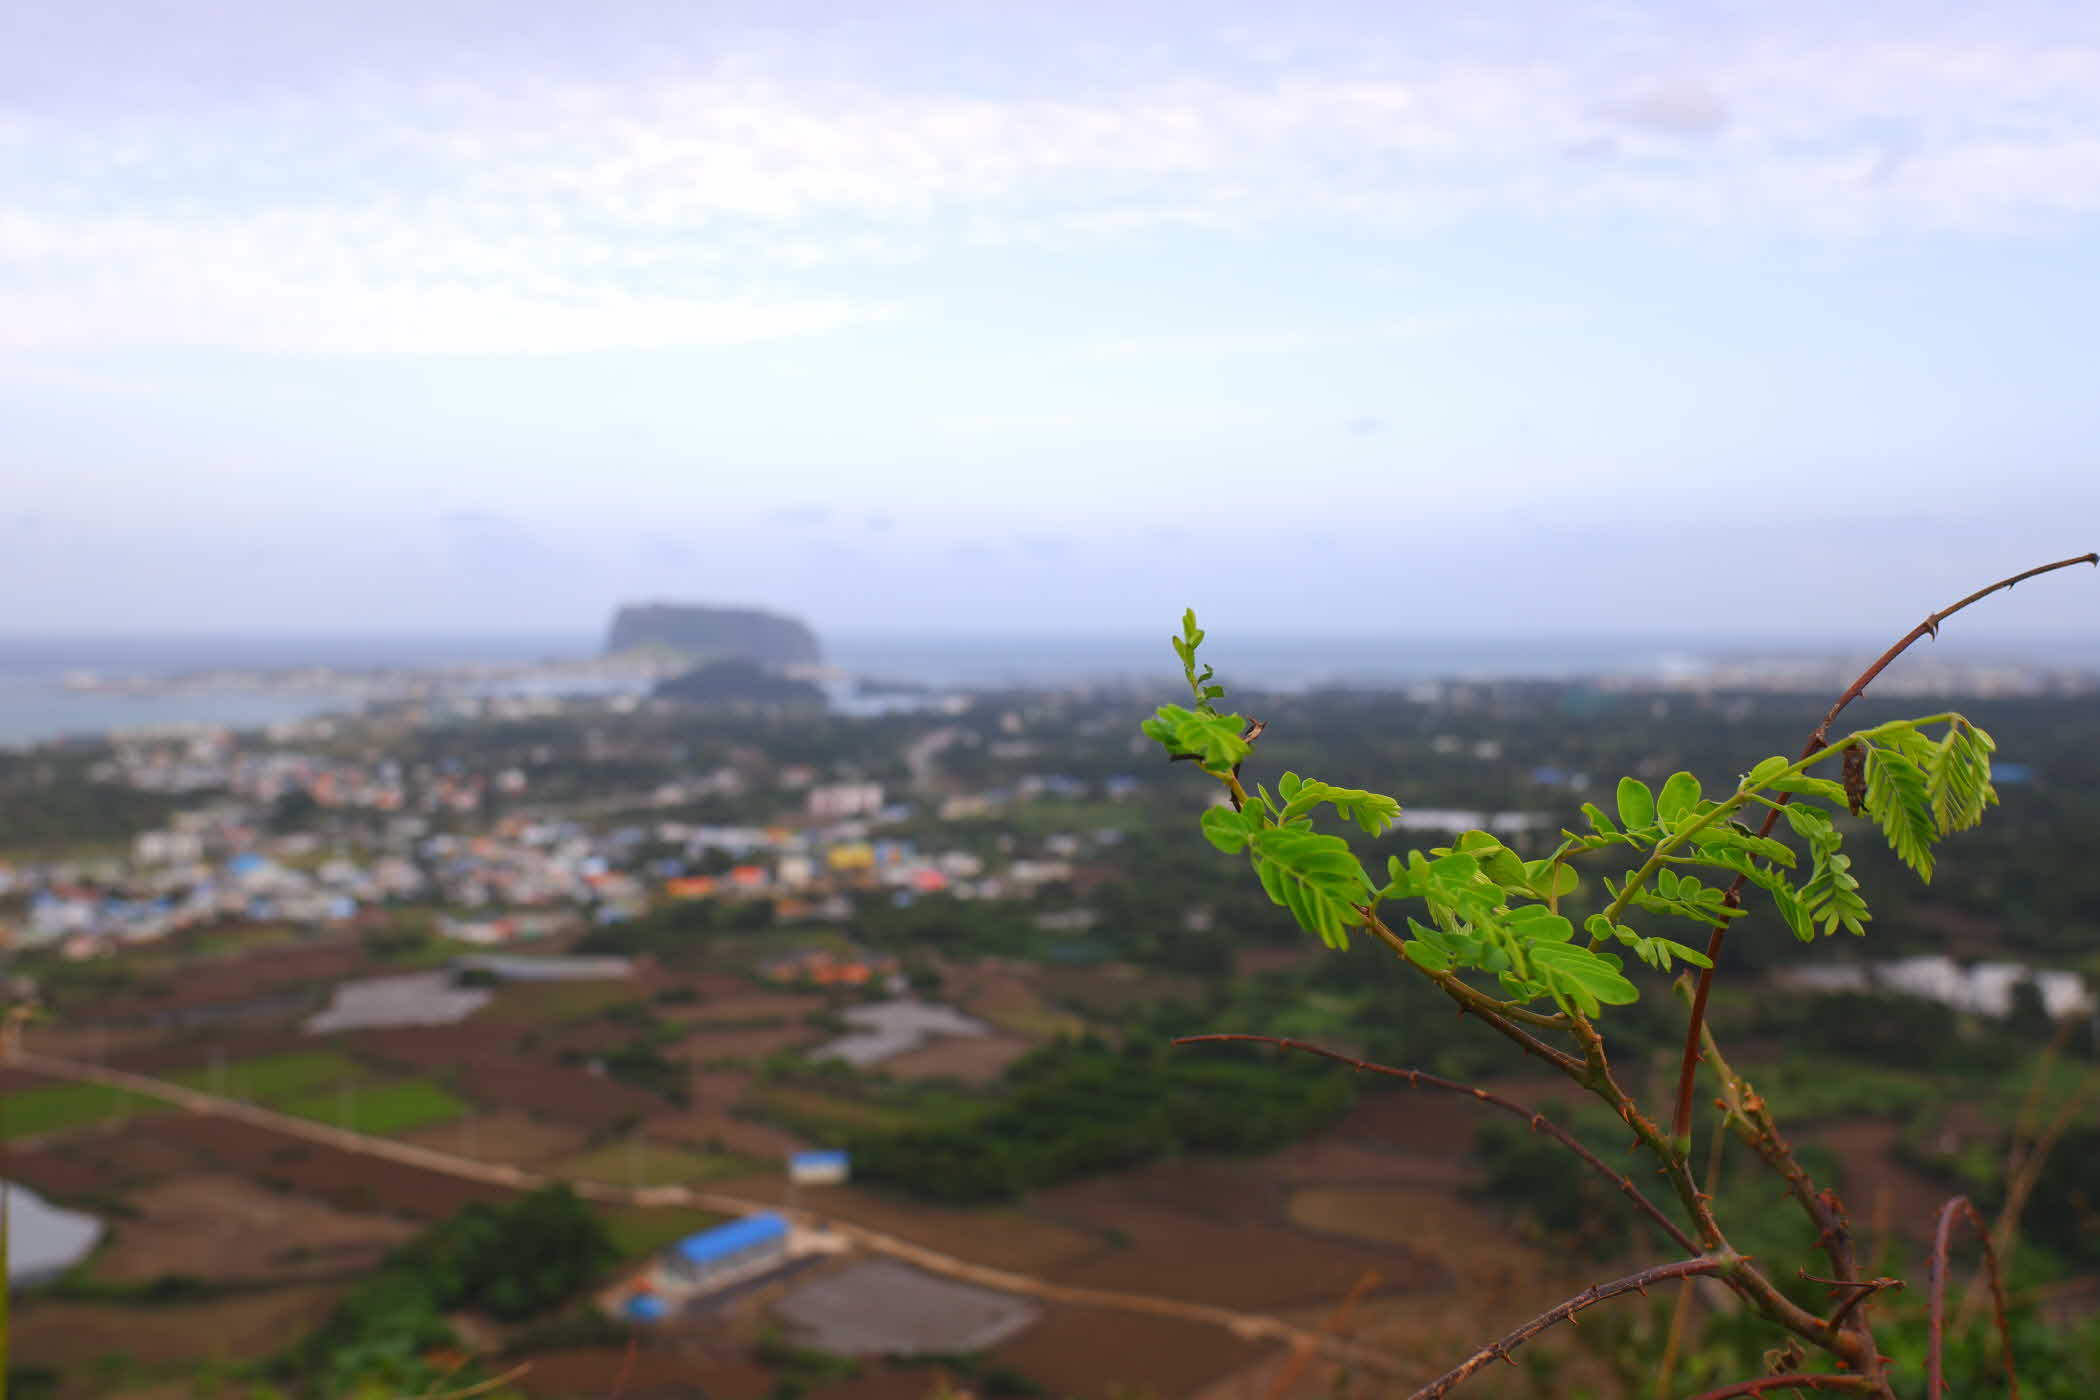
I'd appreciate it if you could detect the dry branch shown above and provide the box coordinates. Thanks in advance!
[1406,1257,1725,1400]
[1927,1196,2018,1399]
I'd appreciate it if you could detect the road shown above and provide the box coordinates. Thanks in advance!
[6,1048,1408,1378]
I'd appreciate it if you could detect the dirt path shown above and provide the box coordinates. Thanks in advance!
[6,1049,1408,1378]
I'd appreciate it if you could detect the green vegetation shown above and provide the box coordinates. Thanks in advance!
[0,1079,168,1139]
[167,1050,363,1105]
[273,1079,468,1135]
[596,1204,731,1259]
[555,1137,758,1189]
[851,1037,1355,1203]
[284,1184,614,1396]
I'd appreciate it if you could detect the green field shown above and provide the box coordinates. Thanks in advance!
[555,1138,760,1189]
[753,1086,918,1135]
[0,1080,170,1139]
[167,1050,364,1106]
[597,1204,732,1259]
[273,1079,469,1135]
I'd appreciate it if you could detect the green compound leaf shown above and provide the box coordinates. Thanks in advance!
[1657,771,1703,825]
[1250,826,1373,950]
[1528,942,1640,1016]
[1928,719,1998,835]
[1199,805,1254,853]
[1277,779,1402,835]
[1769,773,1852,806]
[1616,777,1656,830]
[1141,704,1251,772]
[1864,745,1936,881]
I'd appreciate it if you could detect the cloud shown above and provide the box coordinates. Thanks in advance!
[1345,416,1385,436]
[765,505,832,527]
[7,22,2100,355]
[1593,82,1729,137]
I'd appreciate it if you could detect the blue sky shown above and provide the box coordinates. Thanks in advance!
[3,1,2097,639]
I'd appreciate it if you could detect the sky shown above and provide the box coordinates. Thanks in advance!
[4,1,2098,641]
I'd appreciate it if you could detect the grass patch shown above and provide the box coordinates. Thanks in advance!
[555,1138,761,1188]
[596,1204,731,1259]
[166,1050,363,1106]
[273,1079,469,1135]
[0,1080,169,1139]
[752,1086,918,1135]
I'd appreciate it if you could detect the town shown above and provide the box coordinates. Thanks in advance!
[4,665,2099,1400]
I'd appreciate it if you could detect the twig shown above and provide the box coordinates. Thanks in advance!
[1669,551,2098,1147]
[1405,1257,1724,1400]
[1675,1376,1877,1400]
[1927,1196,2018,1399]
[1655,1122,1732,1397]
[1174,1033,1698,1253]
[1819,1276,1903,1332]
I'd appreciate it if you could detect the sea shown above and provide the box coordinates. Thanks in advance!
[0,630,2087,749]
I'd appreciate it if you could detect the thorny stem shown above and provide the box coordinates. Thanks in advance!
[1405,1258,1726,1400]
[1692,1013,1868,1321]
[1822,1277,1903,1333]
[1174,1033,1698,1254]
[1559,1015,1868,1375]
[1927,1197,2018,1400]
[1670,552,2099,1147]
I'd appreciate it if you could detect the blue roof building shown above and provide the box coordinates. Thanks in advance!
[624,1292,668,1323]
[668,1213,789,1281]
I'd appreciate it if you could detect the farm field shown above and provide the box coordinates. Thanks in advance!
[84,1172,418,1283]
[0,1077,171,1139]
[11,1280,349,1375]
[272,1077,471,1135]
[394,1109,593,1166]
[987,1301,1276,1400]
[596,1203,731,1260]
[877,1032,1033,1085]
[553,1136,759,1188]
[751,1085,920,1135]
[947,967,1087,1040]
[164,1048,364,1104]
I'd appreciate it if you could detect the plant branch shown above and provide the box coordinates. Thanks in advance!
[1927,1196,2018,1400]
[1675,1377,1877,1400]
[1692,1014,1864,1297]
[1406,1258,1725,1400]
[1670,551,2099,1146]
[1174,1033,1699,1254]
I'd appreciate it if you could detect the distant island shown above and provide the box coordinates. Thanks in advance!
[604,603,821,668]
[653,657,826,705]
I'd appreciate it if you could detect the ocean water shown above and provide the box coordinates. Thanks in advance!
[0,629,2086,747]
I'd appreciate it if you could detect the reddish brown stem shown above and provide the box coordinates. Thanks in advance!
[1670,551,2097,1145]
[1676,1376,1876,1400]
[1175,1033,1699,1254]
[1927,1196,2018,1400]
[1405,1257,1724,1400]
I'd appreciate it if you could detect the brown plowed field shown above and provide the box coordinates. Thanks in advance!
[4,1117,217,1198]
[144,1113,512,1218]
[89,1172,417,1282]
[11,1282,348,1373]
[516,1349,776,1400]
[878,1034,1033,1085]
[394,1110,592,1166]
[987,1301,1276,1399]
